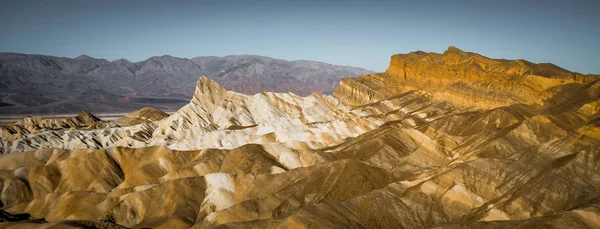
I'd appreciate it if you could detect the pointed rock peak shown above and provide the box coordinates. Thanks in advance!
[443,46,470,64]
[191,76,227,110]
[196,76,223,90]
[444,46,466,55]
[79,109,95,117]
[75,110,101,122]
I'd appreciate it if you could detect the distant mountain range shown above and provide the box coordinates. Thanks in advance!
[0,53,373,114]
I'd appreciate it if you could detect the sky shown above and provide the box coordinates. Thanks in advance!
[0,0,599,73]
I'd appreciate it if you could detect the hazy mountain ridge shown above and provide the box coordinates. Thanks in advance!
[0,53,374,115]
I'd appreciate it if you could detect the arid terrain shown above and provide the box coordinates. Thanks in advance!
[0,47,599,228]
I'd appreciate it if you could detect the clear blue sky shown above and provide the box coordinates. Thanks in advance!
[1,0,598,73]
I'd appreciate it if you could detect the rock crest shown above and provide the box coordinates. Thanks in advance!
[335,46,599,109]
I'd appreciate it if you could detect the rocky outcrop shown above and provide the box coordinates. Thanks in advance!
[335,46,599,109]
[333,77,387,106]
[114,107,169,127]
[0,110,109,141]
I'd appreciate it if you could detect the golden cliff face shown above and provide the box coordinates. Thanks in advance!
[335,46,598,109]
[1,49,599,229]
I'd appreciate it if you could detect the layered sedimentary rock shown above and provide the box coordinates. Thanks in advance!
[0,107,170,142]
[0,47,599,228]
[335,46,598,109]
[0,111,108,141]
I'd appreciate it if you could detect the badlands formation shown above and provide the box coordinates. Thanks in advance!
[0,47,599,228]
